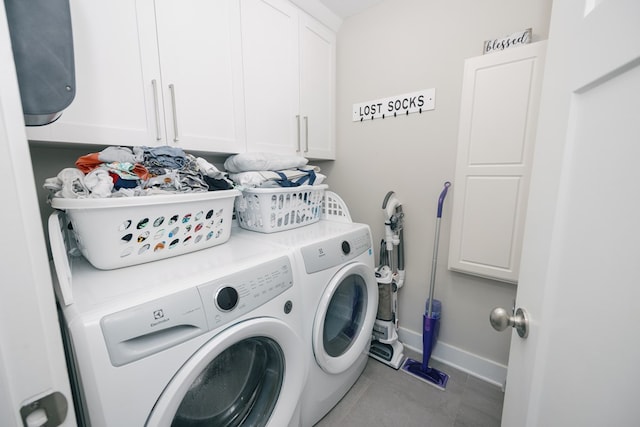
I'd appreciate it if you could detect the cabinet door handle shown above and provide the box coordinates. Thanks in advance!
[151,79,162,141]
[296,115,301,153]
[169,84,179,142]
[304,116,309,153]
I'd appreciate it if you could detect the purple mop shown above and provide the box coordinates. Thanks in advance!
[401,181,451,390]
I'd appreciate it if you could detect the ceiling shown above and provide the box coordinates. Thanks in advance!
[318,0,385,18]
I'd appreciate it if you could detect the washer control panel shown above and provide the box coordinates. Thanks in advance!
[301,227,372,274]
[198,256,293,330]
[100,256,293,367]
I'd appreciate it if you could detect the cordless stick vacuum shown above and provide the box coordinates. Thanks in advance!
[369,191,405,369]
[401,181,451,390]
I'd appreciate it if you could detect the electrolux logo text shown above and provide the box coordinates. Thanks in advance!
[151,309,170,327]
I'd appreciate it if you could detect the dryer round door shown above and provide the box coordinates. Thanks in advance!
[312,262,378,374]
[146,317,305,427]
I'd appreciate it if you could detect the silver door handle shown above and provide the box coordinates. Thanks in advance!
[296,115,301,153]
[304,116,309,153]
[151,79,162,141]
[490,307,529,338]
[169,84,179,142]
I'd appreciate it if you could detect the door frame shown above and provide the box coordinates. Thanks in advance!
[0,2,76,425]
[502,0,640,424]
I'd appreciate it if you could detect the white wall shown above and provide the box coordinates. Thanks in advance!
[319,0,552,383]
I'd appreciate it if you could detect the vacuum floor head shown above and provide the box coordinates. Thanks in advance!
[369,340,404,369]
[370,341,393,361]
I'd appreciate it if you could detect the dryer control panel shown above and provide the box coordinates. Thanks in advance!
[301,228,372,274]
[100,256,293,366]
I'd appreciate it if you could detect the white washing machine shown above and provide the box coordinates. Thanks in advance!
[52,221,306,427]
[235,220,378,427]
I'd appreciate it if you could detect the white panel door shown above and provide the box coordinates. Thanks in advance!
[0,4,76,425]
[299,14,335,159]
[502,0,640,425]
[154,0,246,154]
[26,0,163,146]
[448,42,546,283]
[241,0,300,155]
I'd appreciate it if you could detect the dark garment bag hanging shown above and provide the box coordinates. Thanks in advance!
[4,0,76,126]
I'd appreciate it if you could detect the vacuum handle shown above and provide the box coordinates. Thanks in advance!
[437,182,451,218]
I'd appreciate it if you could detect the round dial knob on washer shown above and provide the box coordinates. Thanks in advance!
[341,240,351,255]
[215,286,239,311]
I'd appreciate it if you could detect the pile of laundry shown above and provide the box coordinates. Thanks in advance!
[45,146,233,199]
[224,152,326,188]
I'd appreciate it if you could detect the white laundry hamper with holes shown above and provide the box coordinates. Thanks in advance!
[235,185,329,233]
[235,186,354,233]
[50,189,240,270]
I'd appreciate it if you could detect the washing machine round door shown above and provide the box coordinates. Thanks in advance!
[312,262,377,374]
[146,317,305,427]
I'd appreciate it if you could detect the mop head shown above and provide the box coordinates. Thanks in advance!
[400,358,449,391]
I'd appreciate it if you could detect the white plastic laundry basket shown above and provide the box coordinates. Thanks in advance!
[50,190,240,270]
[235,185,327,233]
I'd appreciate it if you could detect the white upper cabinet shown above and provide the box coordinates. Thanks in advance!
[241,0,336,159]
[27,0,246,154]
[240,0,300,155]
[150,0,246,153]
[447,42,547,283]
[26,0,159,146]
[299,14,336,159]
[26,0,336,158]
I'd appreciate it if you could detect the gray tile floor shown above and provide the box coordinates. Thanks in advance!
[314,350,504,427]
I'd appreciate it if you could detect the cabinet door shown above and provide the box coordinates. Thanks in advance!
[299,14,335,160]
[447,42,546,283]
[241,0,300,155]
[26,0,163,146]
[154,0,246,154]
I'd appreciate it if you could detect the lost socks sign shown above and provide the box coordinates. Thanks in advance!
[352,88,435,121]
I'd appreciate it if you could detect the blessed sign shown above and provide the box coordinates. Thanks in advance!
[352,89,435,121]
[483,28,532,54]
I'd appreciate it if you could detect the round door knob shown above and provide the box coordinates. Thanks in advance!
[489,307,511,331]
[490,307,529,338]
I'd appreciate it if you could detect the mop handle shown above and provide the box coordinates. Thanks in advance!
[427,181,451,317]
[437,181,451,218]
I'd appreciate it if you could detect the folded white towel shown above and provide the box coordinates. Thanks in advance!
[224,152,308,173]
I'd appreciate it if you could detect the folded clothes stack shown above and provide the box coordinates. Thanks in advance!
[44,146,233,199]
[224,152,326,188]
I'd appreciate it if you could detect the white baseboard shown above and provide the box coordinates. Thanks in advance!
[398,326,507,389]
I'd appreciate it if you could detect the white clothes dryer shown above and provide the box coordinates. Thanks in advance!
[53,226,306,427]
[235,220,378,427]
